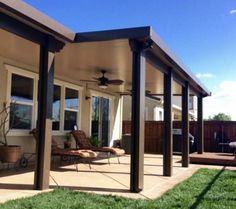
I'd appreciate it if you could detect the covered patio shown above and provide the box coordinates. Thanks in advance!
[0,0,210,194]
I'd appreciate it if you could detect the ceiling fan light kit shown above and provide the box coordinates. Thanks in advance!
[98,83,108,89]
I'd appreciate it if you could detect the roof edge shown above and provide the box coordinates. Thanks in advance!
[75,26,151,42]
[0,0,75,42]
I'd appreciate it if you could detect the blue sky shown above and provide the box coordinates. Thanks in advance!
[24,0,236,119]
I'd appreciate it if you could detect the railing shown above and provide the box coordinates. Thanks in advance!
[122,121,236,153]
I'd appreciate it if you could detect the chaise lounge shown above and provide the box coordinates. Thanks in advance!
[71,130,125,164]
[30,129,97,171]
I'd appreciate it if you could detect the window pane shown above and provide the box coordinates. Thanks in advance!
[91,96,99,136]
[101,98,110,146]
[52,85,61,130]
[65,88,78,110]
[189,96,194,110]
[9,103,32,129]
[64,111,77,130]
[11,74,33,103]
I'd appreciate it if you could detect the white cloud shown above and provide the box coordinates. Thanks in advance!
[196,73,213,78]
[204,80,236,120]
[230,9,236,14]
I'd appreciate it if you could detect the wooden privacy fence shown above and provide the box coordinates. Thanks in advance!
[122,121,236,153]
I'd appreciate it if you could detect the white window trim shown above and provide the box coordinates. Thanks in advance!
[5,64,38,136]
[51,80,83,135]
[5,64,83,136]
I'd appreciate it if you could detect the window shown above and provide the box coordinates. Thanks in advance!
[159,111,163,120]
[64,88,79,130]
[189,96,194,110]
[10,74,34,130]
[7,65,81,134]
[52,85,61,130]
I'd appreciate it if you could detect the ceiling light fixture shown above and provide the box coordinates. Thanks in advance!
[99,83,108,89]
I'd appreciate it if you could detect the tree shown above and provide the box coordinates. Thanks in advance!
[207,113,232,121]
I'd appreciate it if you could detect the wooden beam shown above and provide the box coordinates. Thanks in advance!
[197,96,204,154]
[129,39,146,192]
[163,68,173,176]
[34,40,55,190]
[182,82,189,167]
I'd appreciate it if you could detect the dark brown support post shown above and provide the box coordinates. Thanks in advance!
[163,68,173,176]
[182,82,189,167]
[197,95,204,154]
[129,40,147,192]
[34,37,56,190]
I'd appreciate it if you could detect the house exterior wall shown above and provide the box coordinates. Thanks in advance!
[122,95,197,121]
[0,30,122,155]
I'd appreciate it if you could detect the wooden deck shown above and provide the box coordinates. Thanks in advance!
[190,152,236,166]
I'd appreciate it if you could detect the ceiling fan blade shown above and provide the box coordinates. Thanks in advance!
[80,79,97,83]
[107,79,124,85]
[92,77,100,81]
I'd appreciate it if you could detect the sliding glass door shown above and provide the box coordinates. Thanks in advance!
[91,96,110,146]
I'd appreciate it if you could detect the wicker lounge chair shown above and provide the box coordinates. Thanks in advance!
[71,130,125,164]
[30,129,97,171]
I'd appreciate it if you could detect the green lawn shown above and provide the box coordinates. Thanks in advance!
[1,168,235,209]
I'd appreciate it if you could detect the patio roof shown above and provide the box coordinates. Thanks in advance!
[75,27,211,97]
[0,0,210,97]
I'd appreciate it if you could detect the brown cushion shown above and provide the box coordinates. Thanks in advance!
[76,150,97,158]
[71,130,92,149]
[91,146,125,155]
[52,148,97,158]
[71,130,125,155]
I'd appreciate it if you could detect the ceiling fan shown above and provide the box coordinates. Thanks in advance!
[80,70,124,89]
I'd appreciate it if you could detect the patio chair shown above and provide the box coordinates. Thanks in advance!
[29,129,97,171]
[71,130,125,164]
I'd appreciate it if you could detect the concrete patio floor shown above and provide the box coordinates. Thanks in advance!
[0,154,235,203]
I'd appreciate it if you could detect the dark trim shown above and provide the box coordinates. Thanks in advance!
[197,96,204,154]
[34,44,54,190]
[0,11,64,52]
[130,39,146,192]
[182,82,189,167]
[163,68,173,176]
[0,2,73,42]
[75,26,151,42]
[146,51,168,74]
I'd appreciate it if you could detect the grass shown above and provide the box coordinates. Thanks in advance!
[1,168,235,209]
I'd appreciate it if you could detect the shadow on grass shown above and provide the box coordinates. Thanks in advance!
[50,185,130,193]
[189,167,226,209]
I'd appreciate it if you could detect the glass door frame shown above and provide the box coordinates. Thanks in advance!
[90,90,114,146]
